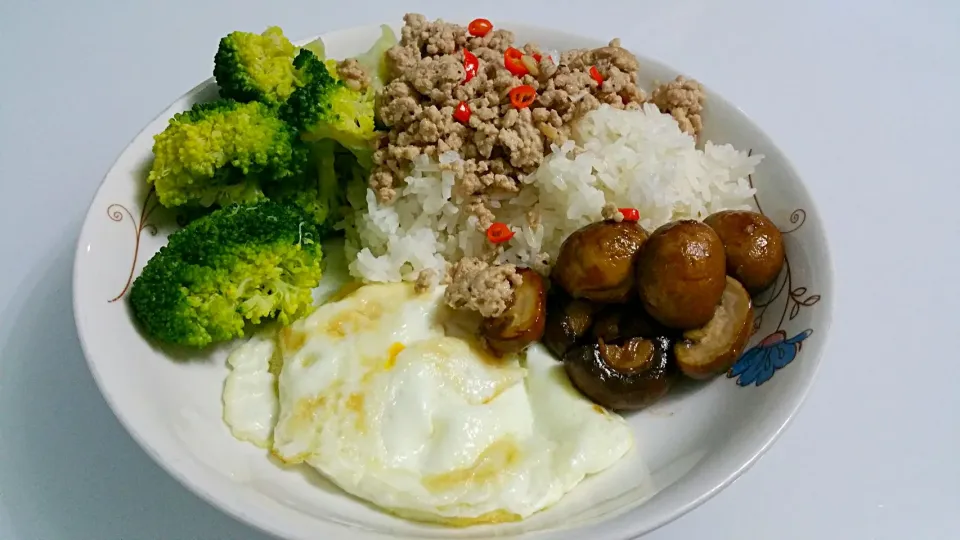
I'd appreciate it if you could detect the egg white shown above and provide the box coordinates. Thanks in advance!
[222,279,633,524]
[223,239,353,448]
[222,336,280,448]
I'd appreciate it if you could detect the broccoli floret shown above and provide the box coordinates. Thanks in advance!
[214,27,299,105]
[147,99,308,208]
[130,200,323,347]
[281,49,378,159]
[263,140,341,233]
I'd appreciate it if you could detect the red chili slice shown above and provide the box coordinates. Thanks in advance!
[504,47,529,77]
[453,101,472,123]
[468,18,493,37]
[619,208,640,221]
[509,85,537,109]
[589,65,604,85]
[486,222,515,244]
[463,49,478,83]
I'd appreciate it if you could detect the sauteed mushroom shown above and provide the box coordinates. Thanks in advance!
[564,336,678,410]
[542,291,599,358]
[482,269,547,356]
[637,220,726,329]
[704,210,785,293]
[553,220,649,303]
[674,277,754,379]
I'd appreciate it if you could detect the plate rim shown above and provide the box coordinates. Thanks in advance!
[72,21,835,540]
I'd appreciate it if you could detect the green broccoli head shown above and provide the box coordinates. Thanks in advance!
[214,27,299,105]
[281,49,378,157]
[147,99,308,209]
[263,140,338,232]
[130,200,323,347]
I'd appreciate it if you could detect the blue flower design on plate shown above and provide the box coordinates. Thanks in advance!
[728,329,813,387]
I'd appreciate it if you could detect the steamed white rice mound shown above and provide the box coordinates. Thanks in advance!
[347,103,762,283]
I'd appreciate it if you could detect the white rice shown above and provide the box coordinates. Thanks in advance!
[346,103,762,283]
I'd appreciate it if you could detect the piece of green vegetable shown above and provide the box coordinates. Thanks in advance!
[130,200,323,347]
[353,24,398,91]
[147,99,308,209]
[300,36,326,60]
[280,49,378,160]
[264,140,351,235]
[214,27,299,105]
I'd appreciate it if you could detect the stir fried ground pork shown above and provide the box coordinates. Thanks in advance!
[372,13,648,213]
[414,268,438,293]
[650,76,705,137]
[444,257,522,318]
[601,202,625,223]
[336,58,370,91]
[370,14,707,316]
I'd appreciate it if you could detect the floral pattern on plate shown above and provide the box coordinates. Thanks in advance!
[728,155,821,386]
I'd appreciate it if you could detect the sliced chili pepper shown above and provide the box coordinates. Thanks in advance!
[486,222,515,244]
[463,49,478,83]
[509,85,536,109]
[589,65,604,86]
[619,208,640,221]
[453,101,471,123]
[468,18,493,37]
[504,47,529,77]
[533,53,542,62]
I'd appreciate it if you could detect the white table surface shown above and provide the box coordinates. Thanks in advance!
[2,1,958,538]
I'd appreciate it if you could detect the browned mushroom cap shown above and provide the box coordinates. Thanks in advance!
[674,277,754,379]
[542,291,600,359]
[564,336,678,411]
[704,210,785,294]
[552,220,650,303]
[482,269,547,356]
[636,220,726,329]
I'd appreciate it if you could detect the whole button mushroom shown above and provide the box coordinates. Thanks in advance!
[636,220,727,329]
[703,210,785,294]
[552,220,650,303]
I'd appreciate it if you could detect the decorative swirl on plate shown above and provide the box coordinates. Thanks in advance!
[729,150,822,386]
[107,187,159,303]
[107,204,134,223]
[780,208,807,234]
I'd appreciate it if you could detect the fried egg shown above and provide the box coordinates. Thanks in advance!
[222,335,279,448]
[223,281,633,524]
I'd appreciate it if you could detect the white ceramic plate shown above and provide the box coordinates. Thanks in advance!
[73,22,834,540]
